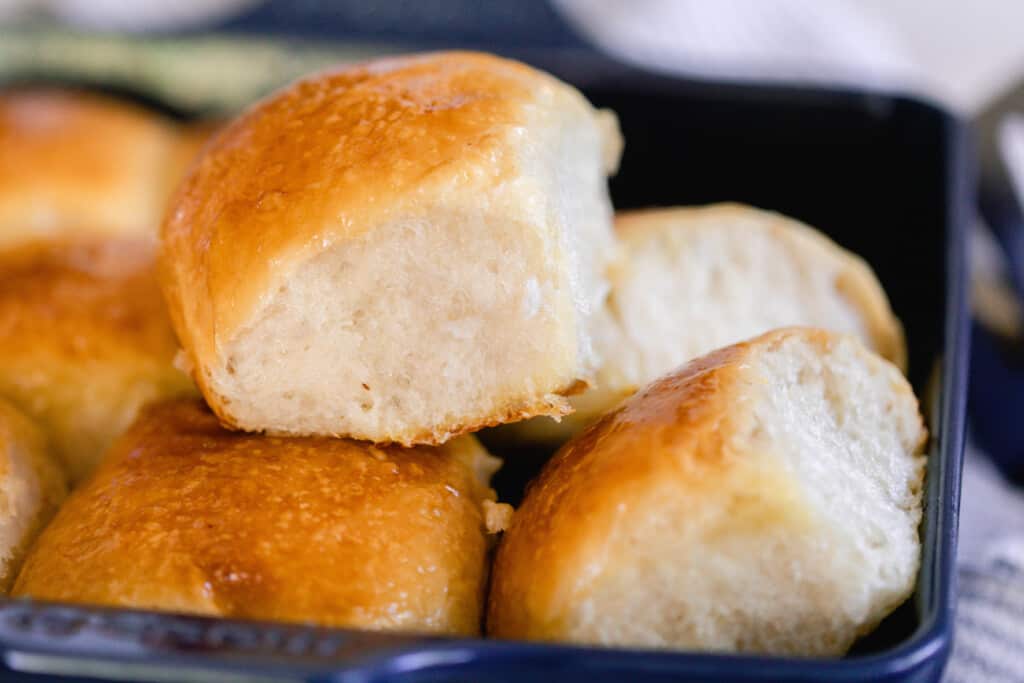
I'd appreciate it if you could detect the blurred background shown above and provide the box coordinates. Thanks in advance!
[3,0,1024,113]
[3,2,1024,681]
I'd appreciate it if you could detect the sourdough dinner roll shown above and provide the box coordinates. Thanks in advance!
[14,398,509,634]
[488,328,926,656]
[505,204,905,442]
[0,239,196,482]
[161,51,622,445]
[0,90,179,246]
[0,399,66,592]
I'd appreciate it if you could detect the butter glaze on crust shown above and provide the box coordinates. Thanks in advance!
[161,51,621,445]
[0,239,196,482]
[14,398,503,634]
[488,328,926,656]
[163,52,562,339]
[0,399,66,592]
[162,119,222,211]
[0,89,179,245]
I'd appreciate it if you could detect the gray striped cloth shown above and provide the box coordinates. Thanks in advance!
[946,448,1024,682]
[949,560,1024,682]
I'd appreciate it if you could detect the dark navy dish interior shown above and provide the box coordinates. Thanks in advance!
[0,54,970,683]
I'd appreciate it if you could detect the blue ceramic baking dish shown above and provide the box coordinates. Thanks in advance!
[0,53,970,682]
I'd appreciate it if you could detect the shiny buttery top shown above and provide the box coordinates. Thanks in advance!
[13,399,497,633]
[0,239,183,362]
[160,51,600,376]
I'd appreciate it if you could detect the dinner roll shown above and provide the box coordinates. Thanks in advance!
[163,119,221,201]
[14,398,508,634]
[0,399,66,592]
[0,90,179,246]
[488,328,926,656]
[505,204,905,443]
[0,239,196,483]
[161,51,622,445]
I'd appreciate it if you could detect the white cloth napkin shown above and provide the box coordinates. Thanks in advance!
[554,0,1024,114]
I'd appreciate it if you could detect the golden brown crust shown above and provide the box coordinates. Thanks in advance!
[487,327,923,641]
[14,398,497,634]
[0,239,196,481]
[0,89,178,245]
[487,336,753,638]
[614,204,907,370]
[834,259,907,371]
[162,119,222,214]
[0,399,66,592]
[159,51,603,415]
[228,385,577,448]
[0,238,176,349]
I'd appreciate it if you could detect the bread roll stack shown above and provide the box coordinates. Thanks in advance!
[0,90,220,482]
[4,51,927,653]
[10,51,620,635]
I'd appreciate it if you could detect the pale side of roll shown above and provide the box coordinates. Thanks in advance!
[502,204,905,443]
[0,399,66,592]
[160,51,623,446]
[488,328,926,656]
[14,398,510,634]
